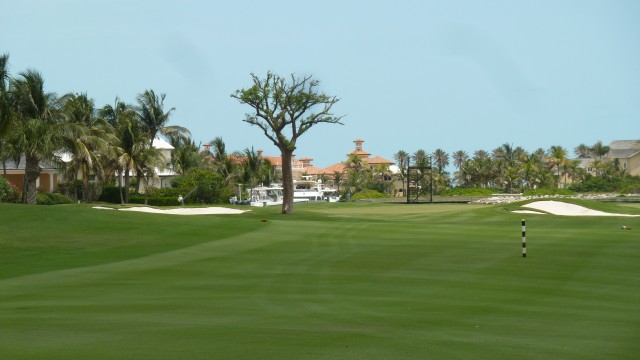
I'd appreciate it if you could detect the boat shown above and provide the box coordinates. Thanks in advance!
[239,180,340,207]
[247,184,311,207]
[249,184,286,207]
[294,179,340,202]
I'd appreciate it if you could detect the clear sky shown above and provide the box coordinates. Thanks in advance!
[2,0,638,168]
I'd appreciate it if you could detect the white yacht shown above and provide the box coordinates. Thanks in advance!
[294,179,340,202]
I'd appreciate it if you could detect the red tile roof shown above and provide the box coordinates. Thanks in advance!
[363,156,394,165]
[319,163,346,174]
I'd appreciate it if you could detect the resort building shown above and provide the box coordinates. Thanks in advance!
[1,137,176,193]
[1,156,61,193]
[319,139,395,176]
[607,140,640,176]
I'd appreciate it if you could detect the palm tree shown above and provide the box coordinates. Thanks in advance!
[491,146,506,161]
[344,154,366,194]
[209,137,237,185]
[591,140,610,160]
[0,53,11,137]
[10,70,70,204]
[411,149,431,196]
[136,89,190,148]
[412,149,429,167]
[332,171,343,193]
[99,99,144,204]
[521,154,538,190]
[432,148,449,174]
[455,159,473,187]
[573,143,592,159]
[0,53,18,178]
[495,143,522,192]
[241,147,264,189]
[548,145,568,188]
[137,145,164,205]
[168,135,199,175]
[473,149,489,160]
[393,150,409,192]
[465,150,493,188]
[452,150,468,170]
[61,93,111,203]
[259,159,275,186]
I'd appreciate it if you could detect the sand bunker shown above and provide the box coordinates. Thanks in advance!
[95,206,247,215]
[512,209,545,215]
[520,200,639,217]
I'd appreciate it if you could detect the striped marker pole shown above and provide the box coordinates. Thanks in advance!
[521,219,527,258]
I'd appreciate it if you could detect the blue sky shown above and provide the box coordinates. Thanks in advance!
[2,0,638,168]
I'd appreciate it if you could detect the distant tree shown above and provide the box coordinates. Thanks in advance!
[393,150,409,192]
[61,93,110,203]
[99,99,144,204]
[332,171,343,193]
[209,137,237,185]
[0,53,18,178]
[521,153,543,190]
[574,143,592,159]
[548,145,569,188]
[591,140,610,160]
[232,72,343,214]
[136,89,190,148]
[259,159,276,186]
[135,90,190,193]
[169,135,199,175]
[473,149,489,160]
[532,148,547,161]
[411,149,431,196]
[240,147,264,189]
[432,148,449,174]
[0,53,11,137]
[344,154,367,194]
[452,150,468,170]
[412,149,429,167]
[10,70,70,204]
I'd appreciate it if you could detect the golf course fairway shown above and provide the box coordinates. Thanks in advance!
[1,200,639,359]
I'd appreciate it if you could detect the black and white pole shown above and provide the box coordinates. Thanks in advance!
[521,219,527,258]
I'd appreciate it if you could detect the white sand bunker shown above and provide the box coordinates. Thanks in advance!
[512,209,545,215]
[95,206,247,215]
[520,200,639,217]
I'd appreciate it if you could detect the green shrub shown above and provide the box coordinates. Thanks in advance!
[36,192,74,205]
[98,186,124,204]
[0,177,21,203]
[523,188,574,196]
[176,169,234,204]
[441,187,496,197]
[568,177,619,192]
[351,189,388,201]
[129,192,183,206]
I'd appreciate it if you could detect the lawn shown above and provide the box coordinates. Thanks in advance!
[1,201,639,359]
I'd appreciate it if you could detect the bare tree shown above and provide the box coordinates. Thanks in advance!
[232,72,343,214]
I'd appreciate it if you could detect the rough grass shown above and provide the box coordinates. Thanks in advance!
[1,201,639,359]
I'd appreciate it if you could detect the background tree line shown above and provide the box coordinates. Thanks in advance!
[1,53,637,205]
[390,141,638,198]
[0,54,275,205]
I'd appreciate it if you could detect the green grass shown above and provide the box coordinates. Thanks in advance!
[1,201,639,359]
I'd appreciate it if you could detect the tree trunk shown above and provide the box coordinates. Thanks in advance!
[82,163,91,204]
[124,165,130,204]
[117,169,124,205]
[280,150,294,214]
[23,154,40,204]
[73,169,79,201]
[135,172,142,194]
